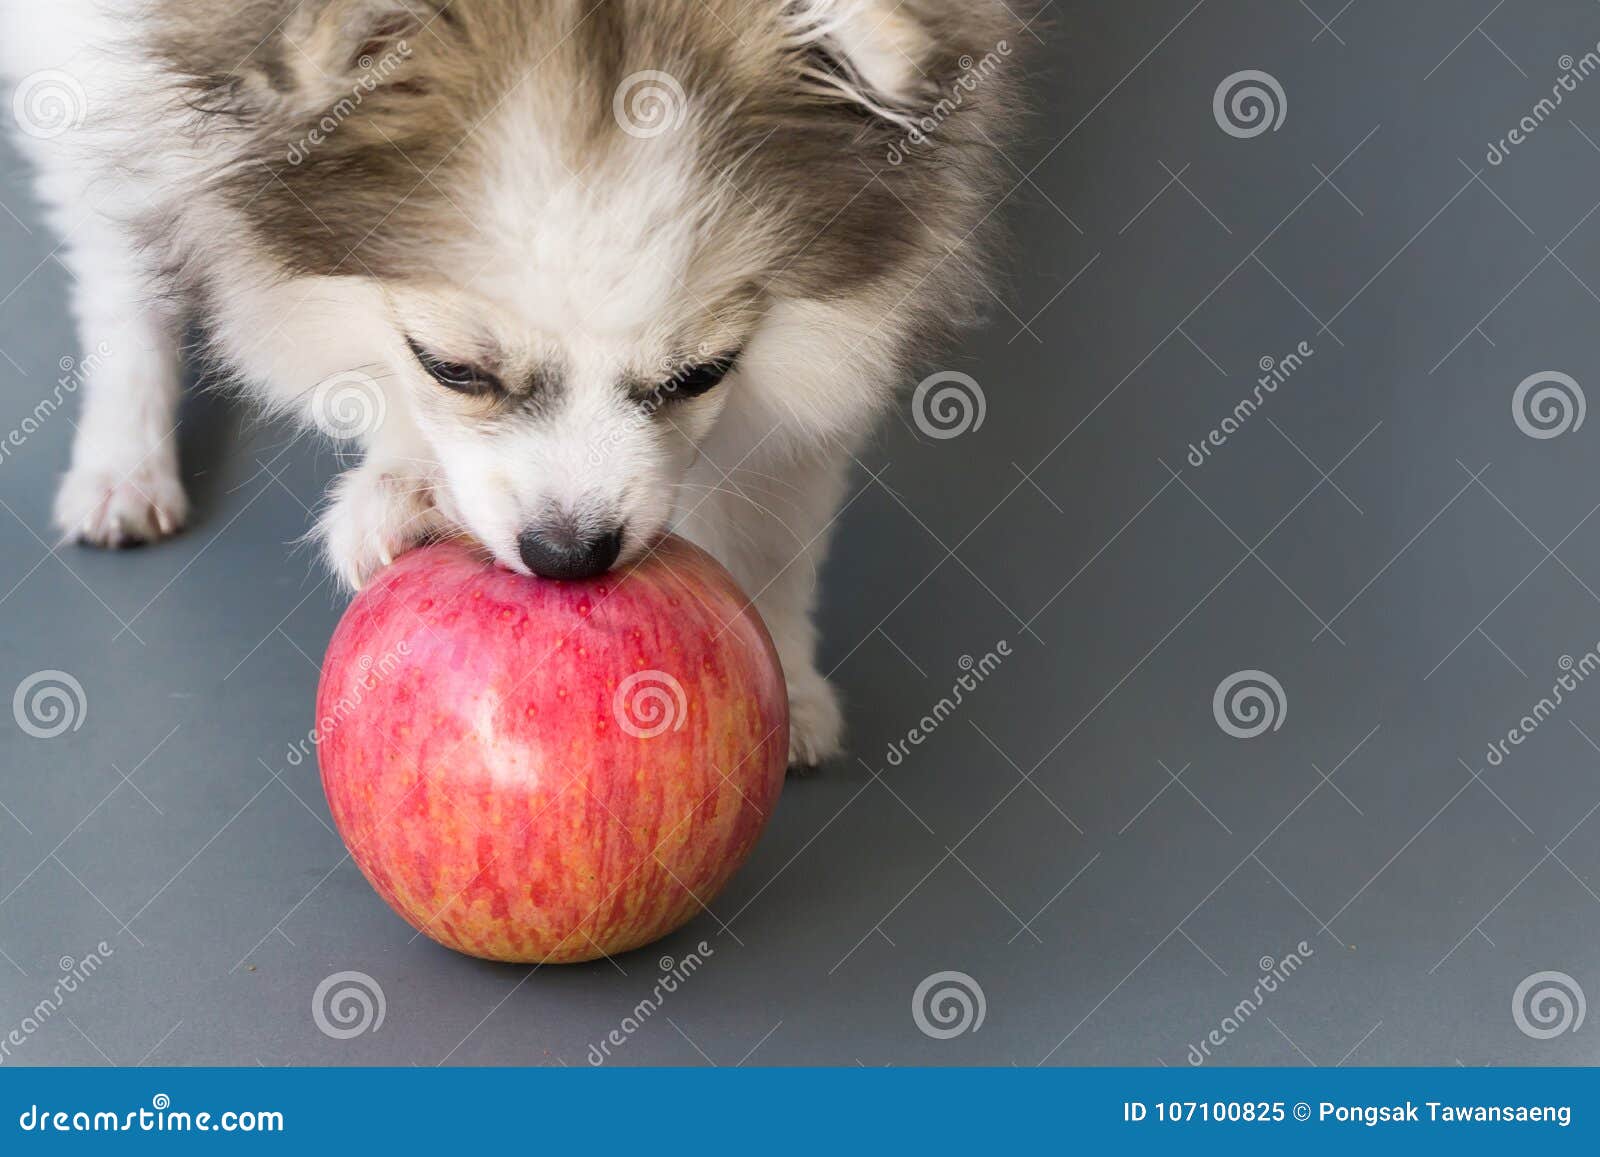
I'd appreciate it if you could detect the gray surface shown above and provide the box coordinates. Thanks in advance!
[3,1,1600,1067]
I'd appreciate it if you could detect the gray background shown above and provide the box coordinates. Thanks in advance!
[3,0,1600,1067]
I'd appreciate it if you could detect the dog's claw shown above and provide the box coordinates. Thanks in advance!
[318,467,444,591]
[56,461,188,548]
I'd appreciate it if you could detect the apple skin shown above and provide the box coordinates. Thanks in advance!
[316,536,788,964]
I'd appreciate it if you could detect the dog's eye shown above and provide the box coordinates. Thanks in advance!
[407,339,501,397]
[664,355,737,401]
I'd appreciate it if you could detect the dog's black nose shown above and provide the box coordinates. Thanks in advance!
[518,524,622,580]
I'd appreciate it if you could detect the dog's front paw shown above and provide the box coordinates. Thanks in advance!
[318,466,443,590]
[786,666,844,771]
[55,457,188,548]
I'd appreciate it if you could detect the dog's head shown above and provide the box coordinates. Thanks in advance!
[161,0,1019,578]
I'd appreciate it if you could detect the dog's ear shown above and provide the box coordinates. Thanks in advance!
[781,0,939,124]
[280,0,437,94]
[155,0,440,119]
[779,1,1023,130]
[783,0,937,118]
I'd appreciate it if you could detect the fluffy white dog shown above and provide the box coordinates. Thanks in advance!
[1,0,1020,765]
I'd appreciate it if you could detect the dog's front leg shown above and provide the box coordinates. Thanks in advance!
[316,402,446,591]
[676,439,853,769]
[53,217,187,546]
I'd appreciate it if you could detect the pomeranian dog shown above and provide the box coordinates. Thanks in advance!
[1,0,1020,766]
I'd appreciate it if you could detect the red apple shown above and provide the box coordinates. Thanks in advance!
[315,536,788,963]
